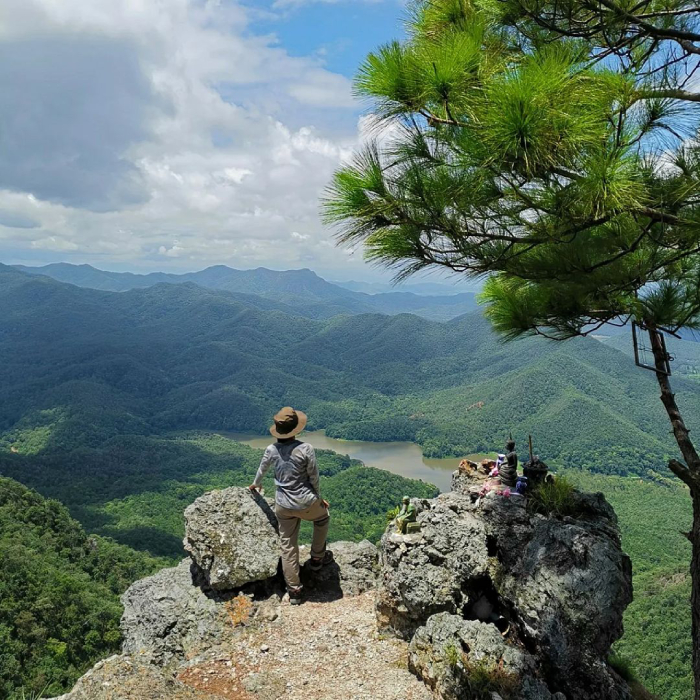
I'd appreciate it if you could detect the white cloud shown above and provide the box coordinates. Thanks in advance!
[0,0,375,275]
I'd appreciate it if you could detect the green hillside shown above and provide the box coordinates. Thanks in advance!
[0,431,438,557]
[0,477,167,698]
[1,266,698,697]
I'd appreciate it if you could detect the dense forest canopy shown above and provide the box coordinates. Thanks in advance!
[0,477,166,698]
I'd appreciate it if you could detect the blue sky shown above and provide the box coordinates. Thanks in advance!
[248,1,406,77]
[0,0,428,282]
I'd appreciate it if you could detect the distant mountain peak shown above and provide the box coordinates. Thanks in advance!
[9,262,478,322]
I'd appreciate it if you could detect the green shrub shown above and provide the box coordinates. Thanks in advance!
[609,652,638,683]
[444,643,462,668]
[528,475,579,518]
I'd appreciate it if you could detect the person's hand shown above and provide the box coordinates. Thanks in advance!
[248,484,261,492]
[321,499,330,509]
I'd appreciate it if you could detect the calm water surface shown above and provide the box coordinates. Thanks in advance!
[220,430,490,492]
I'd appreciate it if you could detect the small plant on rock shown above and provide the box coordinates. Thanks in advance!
[465,658,519,700]
[444,643,462,669]
[16,687,50,700]
[528,476,580,518]
[608,652,638,683]
[386,506,400,522]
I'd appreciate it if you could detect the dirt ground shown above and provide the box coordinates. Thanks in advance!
[177,590,433,700]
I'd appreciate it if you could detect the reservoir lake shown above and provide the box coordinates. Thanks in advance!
[221,430,493,493]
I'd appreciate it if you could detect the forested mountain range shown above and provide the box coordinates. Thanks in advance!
[1,263,697,478]
[13,262,478,320]
[332,278,475,295]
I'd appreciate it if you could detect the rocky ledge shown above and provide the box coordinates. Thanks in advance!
[378,474,633,699]
[52,478,639,700]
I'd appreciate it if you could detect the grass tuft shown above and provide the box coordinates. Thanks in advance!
[528,475,580,518]
[609,651,638,683]
[465,659,519,699]
[444,642,462,668]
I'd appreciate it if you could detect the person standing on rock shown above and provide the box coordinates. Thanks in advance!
[249,407,333,605]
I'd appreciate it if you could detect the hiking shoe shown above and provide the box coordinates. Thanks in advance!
[308,550,334,571]
[288,586,303,606]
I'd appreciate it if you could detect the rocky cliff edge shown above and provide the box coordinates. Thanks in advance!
[50,474,642,700]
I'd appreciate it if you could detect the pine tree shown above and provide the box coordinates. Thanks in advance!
[323,0,700,695]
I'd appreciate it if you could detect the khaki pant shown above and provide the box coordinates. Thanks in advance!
[275,499,330,589]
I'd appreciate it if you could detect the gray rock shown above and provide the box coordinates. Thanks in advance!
[183,487,279,590]
[121,559,229,665]
[263,607,279,622]
[377,494,489,637]
[378,482,633,700]
[410,612,534,678]
[479,495,632,698]
[45,655,208,700]
[300,540,379,597]
[408,613,556,700]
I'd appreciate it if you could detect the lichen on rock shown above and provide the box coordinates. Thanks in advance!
[120,558,231,666]
[46,654,211,700]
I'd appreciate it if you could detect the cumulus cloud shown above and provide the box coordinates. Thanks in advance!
[0,0,375,275]
[0,209,40,229]
[0,36,152,211]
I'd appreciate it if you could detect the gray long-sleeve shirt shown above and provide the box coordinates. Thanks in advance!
[252,440,320,510]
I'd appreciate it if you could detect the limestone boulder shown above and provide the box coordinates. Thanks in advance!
[409,612,554,700]
[120,559,230,665]
[378,479,633,700]
[377,493,489,638]
[183,487,279,591]
[45,655,210,700]
[300,539,379,597]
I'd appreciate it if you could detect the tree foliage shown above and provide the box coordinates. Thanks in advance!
[0,477,166,698]
[324,1,700,695]
[324,0,700,340]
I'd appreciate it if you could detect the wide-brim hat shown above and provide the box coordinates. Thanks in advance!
[270,406,308,439]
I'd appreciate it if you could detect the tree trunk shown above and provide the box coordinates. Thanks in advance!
[648,328,700,699]
[692,490,700,700]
